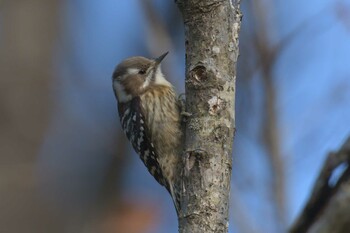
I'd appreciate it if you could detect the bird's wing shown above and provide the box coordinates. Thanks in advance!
[118,97,168,188]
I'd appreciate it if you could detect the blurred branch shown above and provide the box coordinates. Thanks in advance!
[0,1,61,232]
[273,5,332,62]
[335,1,350,32]
[247,3,334,230]
[238,1,344,232]
[140,0,174,55]
[139,0,178,82]
[289,136,350,233]
[249,1,287,230]
[246,4,332,77]
[261,67,287,227]
[96,132,129,210]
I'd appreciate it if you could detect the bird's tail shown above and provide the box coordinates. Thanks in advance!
[167,181,181,216]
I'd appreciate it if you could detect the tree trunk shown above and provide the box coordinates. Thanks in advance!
[175,1,242,232]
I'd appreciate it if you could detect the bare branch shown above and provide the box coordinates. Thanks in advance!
[248,2,287,229]
[175,0,242,232]
[140,0,174,56]
[289,136,350,233]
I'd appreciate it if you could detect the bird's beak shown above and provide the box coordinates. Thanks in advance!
[154,51,169,65]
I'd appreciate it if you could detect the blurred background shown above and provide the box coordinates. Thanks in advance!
[1,0,350,233]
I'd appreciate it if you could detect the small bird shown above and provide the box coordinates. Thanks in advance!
[112,52,182,213]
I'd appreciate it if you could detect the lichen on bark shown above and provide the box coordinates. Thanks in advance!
[175,1,242,232]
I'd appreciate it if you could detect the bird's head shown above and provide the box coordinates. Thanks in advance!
[112,52,170,103]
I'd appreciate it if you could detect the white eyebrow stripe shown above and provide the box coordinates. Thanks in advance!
[127,68,140,75]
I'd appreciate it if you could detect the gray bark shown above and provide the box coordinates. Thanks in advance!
[175,1,242,232]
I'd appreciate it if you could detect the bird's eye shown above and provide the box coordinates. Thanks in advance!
[139,69,146,75]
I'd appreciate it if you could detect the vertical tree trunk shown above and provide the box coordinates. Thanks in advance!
[175,1,242,232]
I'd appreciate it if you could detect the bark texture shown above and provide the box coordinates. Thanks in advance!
[289,136,350,233]
[175,1,242,232]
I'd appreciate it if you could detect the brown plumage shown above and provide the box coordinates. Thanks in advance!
[112,52,182,213]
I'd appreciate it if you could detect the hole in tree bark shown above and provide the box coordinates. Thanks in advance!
[190,65,207,82]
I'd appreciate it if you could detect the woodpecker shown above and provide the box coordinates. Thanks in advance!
[112,52,182,213]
